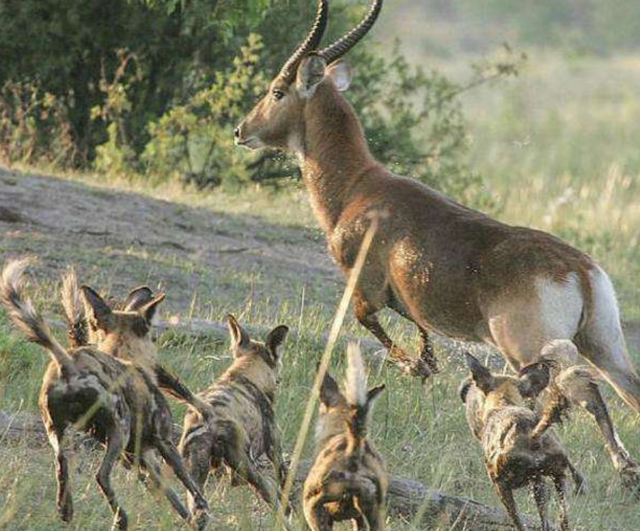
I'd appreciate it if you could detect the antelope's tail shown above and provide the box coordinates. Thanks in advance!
[1,259,77,378]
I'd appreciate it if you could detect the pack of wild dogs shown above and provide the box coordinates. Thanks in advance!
[3,0,640,530]
[1,256,600,531]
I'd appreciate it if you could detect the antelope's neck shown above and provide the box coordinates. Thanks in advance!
[299,84,377,234]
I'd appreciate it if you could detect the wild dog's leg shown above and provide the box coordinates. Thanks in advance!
[493,481,526,531]
[46,424,73,522]
[567,458,586,495]
[553,474,570,531]
[353,294,431,380]
[266,431,294,516]
[180,434,213,520]
[96,427,129,531]
[156,440,210,530]
[139,451,190,521]
[303,494,332,531]
[353,490,383,531]
[530,478,550,531]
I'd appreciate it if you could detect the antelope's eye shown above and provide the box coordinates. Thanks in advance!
[272,89,285,101]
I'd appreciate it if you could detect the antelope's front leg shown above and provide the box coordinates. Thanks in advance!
[353,294,431,380]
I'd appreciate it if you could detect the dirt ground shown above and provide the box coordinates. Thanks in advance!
[0,167,342,315]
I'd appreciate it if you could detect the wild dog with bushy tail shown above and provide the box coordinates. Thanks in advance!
[460,353,594,531]
[179,315,290,520]
[0,258,209,531]
[61,268,214,418]
[303,343,387,531]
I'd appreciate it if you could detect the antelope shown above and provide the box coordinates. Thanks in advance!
[235,0,640,492]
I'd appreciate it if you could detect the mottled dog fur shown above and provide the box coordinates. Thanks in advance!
[460,353,591,531]
[61,269,214,418]
[0,259,209,531]
[303,344,387,531]
[179,315,290,519]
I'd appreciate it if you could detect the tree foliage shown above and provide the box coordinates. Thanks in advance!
[0,0,521,210]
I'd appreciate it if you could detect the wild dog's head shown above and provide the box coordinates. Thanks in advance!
[81,284,164,368]
[226,314,289,392]
[316,353,385,443]
[463,353,551,412]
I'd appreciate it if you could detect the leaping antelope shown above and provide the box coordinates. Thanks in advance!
[235,0,640,492]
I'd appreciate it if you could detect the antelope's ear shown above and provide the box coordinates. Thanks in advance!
[138,293,165,325]
[296,53,327,98]
[227,314,250,350]
[465,353,494,395]
[122,286,153,311]
[320,372,343,408]
[326,61,352,92]
[81,285,114,332]
[266,325,289,359]
[519,362,551,398]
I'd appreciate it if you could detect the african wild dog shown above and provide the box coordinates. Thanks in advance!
[303,343,387,531]
[460,353,593,531]
[0,259,210,531]
[61,268,214,418]
[179,315,290,519]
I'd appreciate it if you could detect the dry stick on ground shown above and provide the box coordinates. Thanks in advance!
[0,410,544,530]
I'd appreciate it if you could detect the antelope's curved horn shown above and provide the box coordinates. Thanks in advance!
[278,0,329,83]
[319,0,383,64]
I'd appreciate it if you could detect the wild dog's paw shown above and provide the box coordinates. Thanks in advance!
[190,506,210,531]
[620,462,640,499]
[112,508,128,531]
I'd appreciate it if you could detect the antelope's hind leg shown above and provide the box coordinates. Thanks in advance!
[353,293,431,379]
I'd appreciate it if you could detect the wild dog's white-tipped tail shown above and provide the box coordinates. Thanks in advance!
[61,267,88,348]
[1,258,77,378]
[345,342,367,406]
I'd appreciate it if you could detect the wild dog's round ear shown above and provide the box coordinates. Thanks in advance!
[518,361,551,398]
[122,286,153,311]
[465,352,494,395]
[296,53,327,98]
[320,372,343,408]
[326,61,352,92]
[138,293,165,325]
[266,325,289,359]
[81,285,114,332]
[227,314,250,349]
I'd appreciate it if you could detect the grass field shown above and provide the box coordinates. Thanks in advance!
[1,53,639,530]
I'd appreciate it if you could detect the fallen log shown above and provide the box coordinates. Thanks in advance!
[1,409,541,530]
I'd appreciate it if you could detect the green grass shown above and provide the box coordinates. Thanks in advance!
[1,52,640,530]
